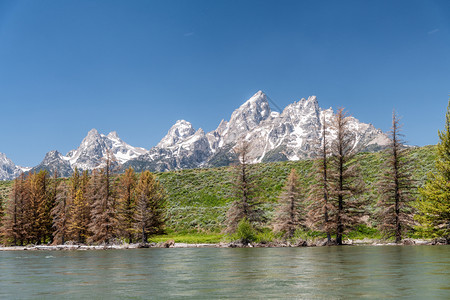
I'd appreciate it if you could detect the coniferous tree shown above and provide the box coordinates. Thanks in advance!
[118,167,137,243]
[226,140,261,233]
[307,115,333,243]
[377,110,415,242]
[134,170,165,243]
[2,174,27,245]
[68,170,91,243]
[51,180,70,245]
[417,100,450,239]
[44,171,59,243]
[329,108,365,245]
[273,169,306,238]
[26,171,51,244]
[89,152,118,244]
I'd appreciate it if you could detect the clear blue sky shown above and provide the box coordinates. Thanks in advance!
[0,0,449,167]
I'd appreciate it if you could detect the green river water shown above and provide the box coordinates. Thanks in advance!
[0,245,449,299]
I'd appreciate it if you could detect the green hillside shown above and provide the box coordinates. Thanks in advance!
[157,145,436,232]
[0,145,437,236]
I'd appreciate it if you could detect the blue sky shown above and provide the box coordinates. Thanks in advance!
[0,0,449,167]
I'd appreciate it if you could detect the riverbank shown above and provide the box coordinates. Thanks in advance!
[1,237,448,251]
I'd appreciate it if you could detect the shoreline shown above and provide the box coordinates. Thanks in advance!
[0,238,447,251]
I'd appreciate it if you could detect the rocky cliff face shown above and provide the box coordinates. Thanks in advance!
[1,91,391,179]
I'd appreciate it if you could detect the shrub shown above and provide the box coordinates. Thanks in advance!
[234,218,256,244]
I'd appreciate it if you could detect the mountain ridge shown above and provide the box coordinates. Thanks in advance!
[0,91,390,179]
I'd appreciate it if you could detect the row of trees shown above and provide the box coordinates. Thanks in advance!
[226,108,424,244]
[1,157,166,246]
[1,104,449,246]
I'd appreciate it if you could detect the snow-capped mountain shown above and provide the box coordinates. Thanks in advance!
[0,153,30,181]
[123,91,390,172]
[64,129,147,170]
[1,91,391,179]
[125,121,212,172]
[25,129,147,177]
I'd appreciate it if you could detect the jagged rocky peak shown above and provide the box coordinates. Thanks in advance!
[86,128,100,139]
[229,90,271,128]
[31,150,73,177]
[66,128,148,170]
[281,95,319,117]
[107,131,120,139]
[42,150,64,162]
[219,91,272,145]
[157,120,196,148]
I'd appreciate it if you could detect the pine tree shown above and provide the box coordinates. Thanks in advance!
[65,170,89,243]
[377,110,415,242]
[45,171,59,243]
[226,140,261,233]
[26,171,51,244]
[2,174,28,245]
[51,180,70,245]
[329,108,365,245]
[273,169,306,238]
[307,115,333,243]
[134,170,165,243]
[89,152,118,244]
[417,100,450,239]
[117,167,137,243]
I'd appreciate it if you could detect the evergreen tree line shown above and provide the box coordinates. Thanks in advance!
[227,106,450,244]
[1,159,165,246]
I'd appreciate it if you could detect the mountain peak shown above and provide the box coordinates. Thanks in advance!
[45,150,62,158]
[245,90,268,105]
[224,91,271,140]
[87,128,99,136]
[157,120,196,148]
[107,131,119,139]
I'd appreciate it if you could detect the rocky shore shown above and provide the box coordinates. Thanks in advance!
[0,237,448,251]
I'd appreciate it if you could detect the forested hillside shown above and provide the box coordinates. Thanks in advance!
[0,145,436,236]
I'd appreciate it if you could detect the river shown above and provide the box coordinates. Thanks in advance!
[0,246,449,299]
